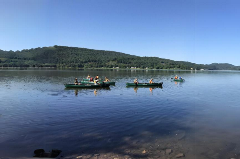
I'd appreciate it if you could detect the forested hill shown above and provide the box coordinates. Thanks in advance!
[0,45,239,70]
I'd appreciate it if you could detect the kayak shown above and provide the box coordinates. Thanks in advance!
[80,81,115,85]
[173,79,184,82]
[64,83,110,88]
[126,82,163,87]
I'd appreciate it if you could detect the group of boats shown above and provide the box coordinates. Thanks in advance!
[64,76,184,88]
[64,78,115,88]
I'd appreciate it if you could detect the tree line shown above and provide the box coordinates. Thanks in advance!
[0,45,239,70]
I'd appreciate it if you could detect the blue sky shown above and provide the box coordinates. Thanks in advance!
[1,0,240,65]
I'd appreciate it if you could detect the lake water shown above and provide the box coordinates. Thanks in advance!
[0,69,240,159]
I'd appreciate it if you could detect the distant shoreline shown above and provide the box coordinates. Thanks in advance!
[1,66,239,72]
[1,46,239,71]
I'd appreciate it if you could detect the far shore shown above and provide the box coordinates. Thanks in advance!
[1,66,240,72]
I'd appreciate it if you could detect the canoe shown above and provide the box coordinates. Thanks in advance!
[80,81,115,85]
[64,83,110,88]
[102,81,115,85]
[65,87,110,90]
[173,79,184,82]
[82,78,91,81]
[126,82,163,87]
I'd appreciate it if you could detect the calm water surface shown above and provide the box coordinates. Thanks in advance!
[0,69,240,159]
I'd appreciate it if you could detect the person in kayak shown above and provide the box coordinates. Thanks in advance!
[134,78,139,84]
[149,78,154,84]
[87,75,91,79]
[104,77,110,82]
[175,75,178,79]
[74,78,79,85]
[90,77,93,82]
[94,79,99,85]
[95,75,99,80]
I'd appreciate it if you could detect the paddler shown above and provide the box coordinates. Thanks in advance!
[95,75,99,80]
[134,78,139,84]
[149,78,154,84]
[74,78,79,85]
[104,77,110,82]
[94,79,99,85]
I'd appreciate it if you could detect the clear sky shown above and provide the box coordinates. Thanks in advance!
[1,0,240,65]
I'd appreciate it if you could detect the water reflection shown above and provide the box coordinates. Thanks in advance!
[174,81,184,86]
[94,89,97,96]
[65,87,110,96]
[149,87,153,94]
[133,87,138,93]
[75,89,78,96]
[130,86,162,94]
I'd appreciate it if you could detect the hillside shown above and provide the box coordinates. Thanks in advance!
[0,45,239,70]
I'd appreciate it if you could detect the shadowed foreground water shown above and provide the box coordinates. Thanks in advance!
[0,69,240,159]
